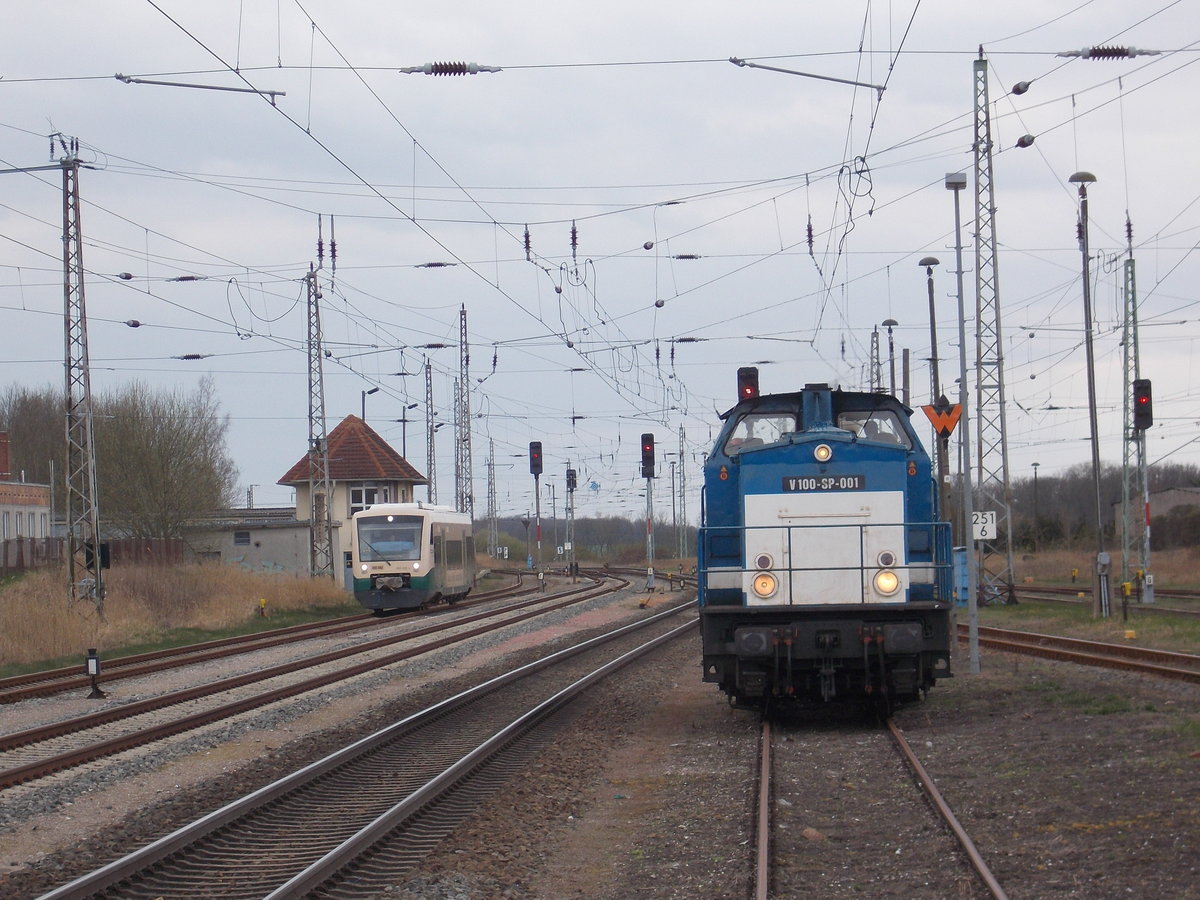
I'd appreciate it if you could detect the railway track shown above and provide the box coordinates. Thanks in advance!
[1016,584,1200,618]
[959,623,1200,684]
[755,716,1007,899]
[35,601,698,899]
[0,574,528,704]
[0,574,620,790]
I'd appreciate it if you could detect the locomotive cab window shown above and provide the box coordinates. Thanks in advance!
[357,514,423,561]
[723,413,797,455]
[837,410,911,448]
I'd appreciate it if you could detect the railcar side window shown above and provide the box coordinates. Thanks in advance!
[358,514,423,561]
[836,410,912,448]
[723,413,797,455]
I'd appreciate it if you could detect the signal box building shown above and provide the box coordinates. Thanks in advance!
[277,414,429,576]
[187,416,427,585]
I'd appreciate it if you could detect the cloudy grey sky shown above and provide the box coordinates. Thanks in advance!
[2,1,1197,522]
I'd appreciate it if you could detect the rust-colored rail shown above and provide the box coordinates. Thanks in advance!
[886,719,1008,900]
[959,623,1200,684]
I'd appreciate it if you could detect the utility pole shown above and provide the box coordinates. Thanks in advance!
[425,359,437,504]
[305,265,334,579]
[56,136,104,610]
[972,52,1017,604]
[1120,216,1153,604]
[4,135,126,608]
[566,465,577,580]
[869,328,883,392]
[487,439,498,557]
[455,305,474,518]
[677,425,688,559]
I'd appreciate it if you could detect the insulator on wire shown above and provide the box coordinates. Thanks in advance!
[399,61,502,75]
[1057,45,1160,60]
[330,217,337,274]
[524,225,531,262]
[570,221,578,262]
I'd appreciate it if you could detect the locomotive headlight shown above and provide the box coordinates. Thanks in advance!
[873,569,901,596]
[412,562,421,571]
[813,443,833,462]
[754,553,773,570]
[752,572,778,598]
[877,550,898,568]
[360,563,368,572]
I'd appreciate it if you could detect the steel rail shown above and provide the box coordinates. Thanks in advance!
[0,575,527,703]
[269,616,698,898]
[0,577,623,788]
[959,624,1200,684]
[886,719,1009,900]
[38,601,697,900]
[754,719,772,900]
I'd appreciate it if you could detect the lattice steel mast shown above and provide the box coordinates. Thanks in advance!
[972,52,1016,603]
[486,438,498,556]
[58,136,104,609]
[455,305,474,518]
[1120,216,1153,601]
[425,359,437,504]
[305,264,334,579]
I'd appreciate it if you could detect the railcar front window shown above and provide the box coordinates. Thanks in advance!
[358,515,423,561]
[723,413,797,455]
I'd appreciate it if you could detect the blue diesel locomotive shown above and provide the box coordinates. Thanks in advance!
[698,372,953,710]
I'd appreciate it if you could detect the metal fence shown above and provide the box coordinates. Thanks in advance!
[0,537,187,574]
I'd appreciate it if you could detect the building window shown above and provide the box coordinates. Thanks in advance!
[1,511,8,539]
[234,531,251,546]
[349,483,391,516]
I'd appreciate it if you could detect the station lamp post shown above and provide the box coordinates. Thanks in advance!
[1069,170,1111,617]
[947,172,980,675]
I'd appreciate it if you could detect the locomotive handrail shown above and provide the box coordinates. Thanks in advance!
[698,518,953,605]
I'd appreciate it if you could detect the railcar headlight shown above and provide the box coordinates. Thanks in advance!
[413,562,421,571]
[752,572,778,598]
[754,553,773,570]
[360,563,368,572]
[873,569,901,596]
[813,443,833,462]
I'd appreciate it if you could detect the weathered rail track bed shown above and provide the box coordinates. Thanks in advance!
[3,601,1197,899]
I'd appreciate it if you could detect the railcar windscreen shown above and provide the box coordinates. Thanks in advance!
[357,515,423,561]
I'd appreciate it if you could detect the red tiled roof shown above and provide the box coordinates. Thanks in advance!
[277,415,428,486]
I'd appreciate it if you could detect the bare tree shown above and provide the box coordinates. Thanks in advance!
[0,377,239,538]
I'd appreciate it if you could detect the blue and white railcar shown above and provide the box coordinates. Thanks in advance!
[698,374,953,710]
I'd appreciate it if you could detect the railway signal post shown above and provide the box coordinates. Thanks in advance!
[530,442,544,590]
[642,433,656,593]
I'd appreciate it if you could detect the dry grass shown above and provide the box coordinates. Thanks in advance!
[0,563,352,669]
[1016,547,1200,589]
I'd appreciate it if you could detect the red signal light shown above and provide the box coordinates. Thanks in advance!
[736,366,759,400]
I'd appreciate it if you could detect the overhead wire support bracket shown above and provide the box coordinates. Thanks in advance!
[729,57,885,97]
[115,73,286,105]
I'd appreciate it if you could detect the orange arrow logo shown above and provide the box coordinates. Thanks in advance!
[922,404,962,437]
